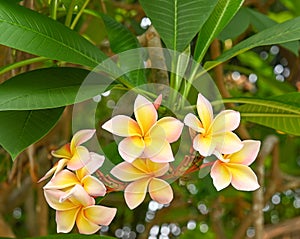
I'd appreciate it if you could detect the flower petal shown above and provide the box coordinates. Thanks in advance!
[76,209,101,235]
[153,94,162,110]
[43,189,78,210]
[62,184,95,207]
[227,163,260,191]
[52,143,72,159]
[229,140,261,165]
[124,178,151,209]
[44,169,78,190]
[38,159,68,183]
[134,95,157,135]
[102,115,141,137]
[183,113,205,133]
[145,141,175,163]
[155,117,184,143]
[210,161,232,191]
[84,205,117,226]
[81,175,107,197]
[67,146,91,171]
[214,132,243,155]
[211,110,240,134]
[193,134,216,157]
[56,208,80,233]
[145,159,169,177]
[71,129,96,151]
[148,178,173,204]
[196,93,213,130]
[111,161,147,181]
[118,136,145,163]
[77,152,105,179]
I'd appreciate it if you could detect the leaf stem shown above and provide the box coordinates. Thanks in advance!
[0,57,49,76]
[65,0,76,27]
[70,0,90,30]
[49,0,59,20]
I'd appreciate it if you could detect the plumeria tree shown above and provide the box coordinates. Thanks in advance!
[0,1,300,239]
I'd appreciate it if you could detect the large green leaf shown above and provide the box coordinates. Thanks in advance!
[99,13,146,86]
[194,0,244,62]
[0,1,106,68]
[0,108,64,160]
[0,67,113,110]
[139,0,218,52]
[226,93,300,135]
[204,16,300,71]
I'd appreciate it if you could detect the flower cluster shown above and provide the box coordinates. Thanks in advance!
[40,130,116,234]
[40,93,260,235]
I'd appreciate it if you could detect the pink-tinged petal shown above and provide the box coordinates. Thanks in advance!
[76,209,101,235]
[184,113,205,133]
[153,94,162,110]
[77,152,105,179]
[52,143,72,159]
[227,163,260,191]
[211,110,240,134]
[102,115,141,137]
[229,140,261,165]
[213,151,230,163]
[44,169,78,190]
[56,208,80,233]
[145,159,169,177]
[53,159,69,177]
[145,141,175,163]
[124,178,151,209]
[196,93,213,130]
[210,161,232,191]
[71,129,96,151]
[155,117,184,143]
[118,136,145,163]
[43,189,78,210]
[214,132,243,155]
[134,95,157,135]
[193,134,216,157]
[111,161,147,181]
[67,146,90,171]
[148,178,173,204]
[38,160,61,183]
[81,175,106,197]
[84,205,117,226]
[62,184,95,207]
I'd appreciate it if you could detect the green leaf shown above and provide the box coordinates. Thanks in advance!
[99,13,146,86]
[0,67,113,111]
[204,16,300,71]
[194,0,244,62]
[227,93,300,135]
[139,0,218,52]
[0,108,64,160]
[24,235,116,239]
[0,1,106,68]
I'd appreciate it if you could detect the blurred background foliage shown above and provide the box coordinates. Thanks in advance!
[0,0,300,239]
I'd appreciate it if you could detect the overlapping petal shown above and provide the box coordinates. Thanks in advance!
[210,161,232,191]
[44,189,78,211]
[124,178,151,209]
[227,164,260,191]
[118,136,145,162]
[43,170,78,190]
[211,110,240,134]
[196,93,213,130]
[134,95,157,135]
[148,178,173,204]
[229,140,261,165]
[102,115,141,137]
[56,208,80,233]
[70,129,96,152]
[76,210,101,235]
[213,131,243,155]
[84,205,117,226]
[193,134,216,157]
[183,113,204,133]
[111,162,149,181]
[155,117,184,143]
[81,175,106,197]
[67,146,90,170]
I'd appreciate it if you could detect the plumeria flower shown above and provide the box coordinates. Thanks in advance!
[102,95,183,163]
[111,158,173,209]
[39,129,97,182]
[184,93,243,157]
[44,152,106,197]
[44,184,116,234]
[210,140,260,191]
